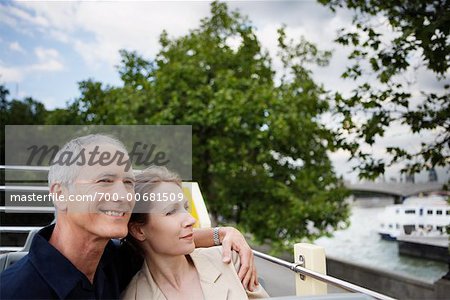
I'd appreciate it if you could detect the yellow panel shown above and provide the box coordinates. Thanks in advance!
[182,186,200,228]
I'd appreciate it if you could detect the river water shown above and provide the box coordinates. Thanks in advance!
[314,199,448,284]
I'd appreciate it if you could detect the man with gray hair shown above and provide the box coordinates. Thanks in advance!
[0,134,258,299]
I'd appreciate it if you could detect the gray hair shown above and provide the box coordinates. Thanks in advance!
[48,134,128,188]
[134,166,182,196]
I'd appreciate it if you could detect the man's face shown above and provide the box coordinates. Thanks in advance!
[62,143,135,240]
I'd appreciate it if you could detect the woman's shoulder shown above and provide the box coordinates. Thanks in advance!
[121,262,160,300]
[191,245,222,257]
[120,269,141,300]
[190,247,269,298]
[192,246,238,259]
[191,246,241,271]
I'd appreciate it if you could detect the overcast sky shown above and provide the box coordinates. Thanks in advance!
[1,0,448,183]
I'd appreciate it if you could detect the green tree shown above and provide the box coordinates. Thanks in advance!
[61,2,349,250]
[0,84,48,164]
[0,85,9,117]
[0,84,10,166]
[0,89,47,126]
[319,0,450,179]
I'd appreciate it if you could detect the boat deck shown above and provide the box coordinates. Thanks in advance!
[397,235,449,248]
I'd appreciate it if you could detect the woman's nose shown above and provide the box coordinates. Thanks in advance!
[183,213,196,227]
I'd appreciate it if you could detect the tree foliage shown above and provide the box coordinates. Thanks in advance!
[320,0,450,179]
[0,85,49,164]
[54,2,349,250]
[0,89,47,126]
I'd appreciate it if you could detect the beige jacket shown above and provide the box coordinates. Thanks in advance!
[122,246,269,300]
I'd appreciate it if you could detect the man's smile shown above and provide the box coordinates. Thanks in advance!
[100,210,126,217]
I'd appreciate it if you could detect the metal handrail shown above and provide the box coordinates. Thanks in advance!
[253,250,396,300]
[0,247,22,252]
[0,165,146,173]
[0,226,43,233]
[1,165,52,252]
[0,206,55,213]
[0,165,50,171]
[1,186,48,191]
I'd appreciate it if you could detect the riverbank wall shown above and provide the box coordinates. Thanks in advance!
[326,256,449,299]
[251,243,449,299]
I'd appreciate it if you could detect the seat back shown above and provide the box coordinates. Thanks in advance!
[0,229,38,272]
[0,252,28,272]
[20,229,38,252]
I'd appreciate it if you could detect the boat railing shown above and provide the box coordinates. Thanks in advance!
[0,165,396,299]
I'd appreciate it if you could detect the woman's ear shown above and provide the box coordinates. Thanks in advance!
[50,183,68,212]
[129,223,147,242]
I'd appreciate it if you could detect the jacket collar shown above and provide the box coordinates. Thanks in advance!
[190,250,229,300]
[140,249,229,300]
[140,260,166,300]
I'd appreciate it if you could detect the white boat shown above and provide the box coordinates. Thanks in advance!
[378,194,449,240]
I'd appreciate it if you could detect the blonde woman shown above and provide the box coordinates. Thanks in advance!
[122,166,269,300]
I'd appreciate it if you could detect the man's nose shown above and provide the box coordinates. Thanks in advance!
[112,181,131,202]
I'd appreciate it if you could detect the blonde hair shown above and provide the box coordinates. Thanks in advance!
[134,166,182,196]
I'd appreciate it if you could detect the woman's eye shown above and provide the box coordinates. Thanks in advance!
[165,209,176,216]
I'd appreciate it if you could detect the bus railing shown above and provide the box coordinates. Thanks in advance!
[1,165,395,299]
[253,250,395,300]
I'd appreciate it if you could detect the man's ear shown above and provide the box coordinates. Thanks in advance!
[50,183,68,212]
[129,223,146,242]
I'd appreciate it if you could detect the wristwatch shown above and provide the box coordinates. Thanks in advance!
[213,227,221,246]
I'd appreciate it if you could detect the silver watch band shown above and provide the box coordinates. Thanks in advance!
[213,227,221,246]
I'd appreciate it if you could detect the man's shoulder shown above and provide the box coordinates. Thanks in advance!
[1,253,33,282]
[0,254,55,299]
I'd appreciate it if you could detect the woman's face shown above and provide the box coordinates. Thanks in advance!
[138,182,196,256]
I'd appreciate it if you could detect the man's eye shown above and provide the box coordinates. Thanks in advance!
[184,204,190,211]
[124,180,135,186]
[98,179,113,183]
